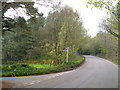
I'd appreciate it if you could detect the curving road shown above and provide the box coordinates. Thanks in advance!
[2,55,118,88]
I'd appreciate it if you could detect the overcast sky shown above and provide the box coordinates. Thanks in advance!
[5,0,108,37]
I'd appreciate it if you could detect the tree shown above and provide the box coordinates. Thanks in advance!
[44,6,87,64]
[2,2,37,33]
[2,2,46,62]
[25,13,46,60]
[87,0,120,62]
[2,0,59,33]
[2,1,87,64]
[2,17,32,61]
[87,0,119,38]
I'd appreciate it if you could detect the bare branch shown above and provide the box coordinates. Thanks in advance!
[100,20,120,38]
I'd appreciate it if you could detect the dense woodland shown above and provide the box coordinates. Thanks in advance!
[2,0,119,65]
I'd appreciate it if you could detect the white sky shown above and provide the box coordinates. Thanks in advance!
[5,0,108,37]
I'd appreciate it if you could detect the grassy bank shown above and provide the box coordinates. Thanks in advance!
[107,59,118,65]
[2,56,85,77]
[93,54,119,65]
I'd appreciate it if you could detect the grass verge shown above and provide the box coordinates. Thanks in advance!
[2,56,85,77]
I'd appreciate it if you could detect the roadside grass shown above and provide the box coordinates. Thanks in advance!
[94,54,119,65]
[29,64,53,68]
[2,56,85,77]
[108,59,119,65]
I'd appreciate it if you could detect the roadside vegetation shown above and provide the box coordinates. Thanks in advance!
[2,2,87,77]
[85,0,119,65]
[2,55,84,77]
[1,0,119,77]
[78,32,118,65]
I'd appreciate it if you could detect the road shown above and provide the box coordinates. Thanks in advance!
[2,55,118,88]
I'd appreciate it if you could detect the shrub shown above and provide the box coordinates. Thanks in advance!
[2,56,85,77]
[2,64,37,76]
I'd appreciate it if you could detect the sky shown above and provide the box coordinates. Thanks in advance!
[5,0,108,37]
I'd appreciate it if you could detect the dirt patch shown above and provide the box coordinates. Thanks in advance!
[1,80,15,89]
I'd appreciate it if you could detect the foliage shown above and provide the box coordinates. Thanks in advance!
[87,0,119,16]
[29,64,53,68]
[44,6,86,63]
[2,11,45,61]
[87,1,119,41]
[87,0,119,62]
[2,64,37,76]
[78,31,118,62]
[2,56,85,77]
[2,2,87,64]
[2,2,37,33]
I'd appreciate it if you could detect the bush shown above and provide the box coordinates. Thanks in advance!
[2,64,37,76]
[2,56,85,77]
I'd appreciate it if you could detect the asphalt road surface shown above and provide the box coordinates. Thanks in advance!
[2,55,118,88]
